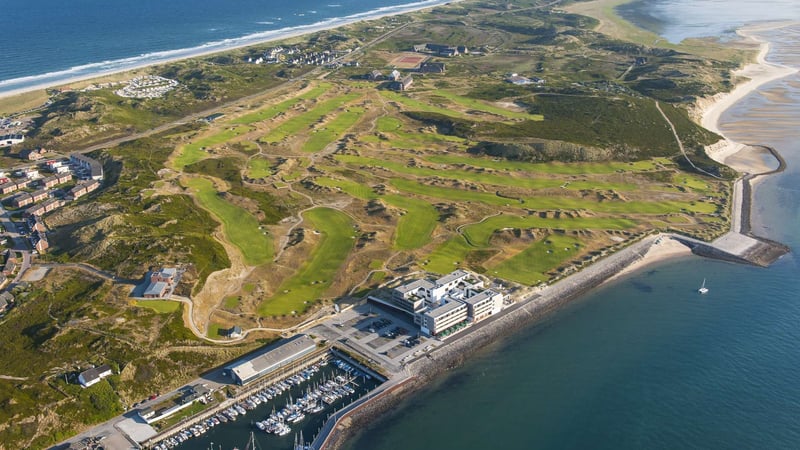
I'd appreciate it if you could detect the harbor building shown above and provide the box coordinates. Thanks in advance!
[224,334,317,385]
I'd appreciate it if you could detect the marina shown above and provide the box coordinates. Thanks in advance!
[147,357,381,450]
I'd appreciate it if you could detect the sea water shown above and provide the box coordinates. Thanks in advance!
[345,3,800,450]
[0,0,451,95]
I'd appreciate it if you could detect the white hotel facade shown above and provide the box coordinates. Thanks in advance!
[380,270,506,336]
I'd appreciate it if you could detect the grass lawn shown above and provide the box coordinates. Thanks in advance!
[383,194,438,250]
[336,154,637,191]
[302,106,366,152]
[425,154,669,175]
[461,214,635,247]
[390,178,710,214]
[314,177,436,249]
[208,323,225,338]
[224,296,240,309]
[184,177,273,265]
[381,90,479,121]
[259,207,355,316]
[134,300,181,314]
[433,90,544,121]
[173,125,252,170]
[261,93,362,143]
[423,236,474,274]
[230,83,332,125]
[490,234,584,285]
[247,156,273,179]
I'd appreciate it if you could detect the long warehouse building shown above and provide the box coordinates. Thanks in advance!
[224,334,317,385]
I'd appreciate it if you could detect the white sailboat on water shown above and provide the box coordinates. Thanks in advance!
[698,278,709,294]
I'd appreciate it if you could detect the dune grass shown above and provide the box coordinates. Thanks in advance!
[259,208,355,316]
[184,177,272,265]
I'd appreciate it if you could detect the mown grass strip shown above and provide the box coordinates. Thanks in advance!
[490,234,583,285]
[184,177,272,265]
[259,208,355,316]
[230,83,332,125]
[433,90,544,121]
[314,177,437,249]
[336,154,636,191]
[134,300,181,314]
[302,106,366,152]
[261,93,361,143]
[173,125,252,170]
[425,154,669,175]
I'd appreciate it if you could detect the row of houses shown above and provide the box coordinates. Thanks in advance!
[372,270,507,336]
[70,179,101,199]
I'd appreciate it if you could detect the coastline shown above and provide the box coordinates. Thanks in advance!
[316,21,799,450]
[700,21,799,165]
[0,0,461,101]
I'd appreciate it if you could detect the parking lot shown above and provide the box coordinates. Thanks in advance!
[311,301,440,373]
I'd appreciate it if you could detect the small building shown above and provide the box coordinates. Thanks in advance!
[32,232,49,253]
[419,62,446,73]
[367,70,383,80]
[151,267,177,284]
[22,148,47,161]
[229,325,243,338]
[389,70,402,81]
[389,75,414,91]
[78,364,113,388]
[0,134,24,147]
[12,193,34,208]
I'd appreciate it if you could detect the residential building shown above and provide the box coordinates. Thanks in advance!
[78,364,113,388]
[389,75,414,91]
[419,62,446,73]
[142,282,168,299]
[151,267,177,284]
[41,173,72,188]
[22,148,47,161]
[32,231,49,253]
[70,153,104,180]
[70,179,101,199]
[13,193,33,208]
[0,134,24,147]
[229,325,243,338]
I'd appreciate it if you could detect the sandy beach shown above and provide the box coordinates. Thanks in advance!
[701,22,799,166]
[0,0,461,101]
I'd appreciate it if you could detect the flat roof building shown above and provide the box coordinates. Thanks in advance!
[419,299,468,336]
[225,335,316,385]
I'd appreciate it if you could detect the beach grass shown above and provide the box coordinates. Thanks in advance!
[184,177,273,265]
[259,207,355,316]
